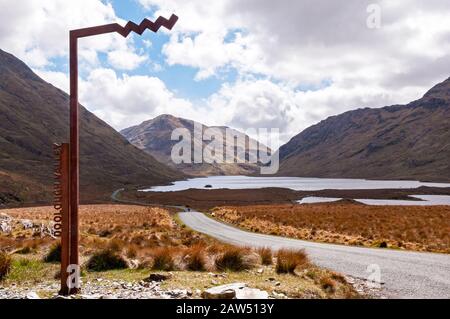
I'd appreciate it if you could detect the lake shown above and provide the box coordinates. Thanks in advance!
[298,195,450,206]
[142,175,450,192]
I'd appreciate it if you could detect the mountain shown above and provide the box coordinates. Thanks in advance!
[278,78,450,182]
[0,49,183,205]
[121,114,269,176]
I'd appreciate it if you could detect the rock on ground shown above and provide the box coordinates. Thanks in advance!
[202,283,269,299]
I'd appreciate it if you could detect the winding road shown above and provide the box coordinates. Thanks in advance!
[112,189,450,299]
[179,211,450,299]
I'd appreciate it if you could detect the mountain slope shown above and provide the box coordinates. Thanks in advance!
[0,49,183,205]
[121,114,268,176]
[278,78,450,182]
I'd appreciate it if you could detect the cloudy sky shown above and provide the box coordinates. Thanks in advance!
[1,0,450,147]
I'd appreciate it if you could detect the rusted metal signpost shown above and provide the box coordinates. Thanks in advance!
[53,143,70,295]
[56,14,179,295]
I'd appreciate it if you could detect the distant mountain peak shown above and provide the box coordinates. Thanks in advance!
[121,114,268,177]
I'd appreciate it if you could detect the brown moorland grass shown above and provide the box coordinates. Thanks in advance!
[0,251,11,280]
[184,244,207,271]
[276,249,309,274]
[0,205,272,272]
[258,247,273,265]
[212,203,450,253]
[215,246,254,272]
[86,249,128,272]
[1,205,206,255]
[0,205,360,298]
[151,247,177,271]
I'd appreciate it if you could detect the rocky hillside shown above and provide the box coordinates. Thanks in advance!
[121,114,268,176]
[0,49,183,205]
[278,78,450,182]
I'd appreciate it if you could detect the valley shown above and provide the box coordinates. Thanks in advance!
[1,48,450,300]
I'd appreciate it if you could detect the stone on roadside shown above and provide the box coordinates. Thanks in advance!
[202,283,269,300]
[202,283,246,299]
[25,292,41,299]
[235,288,269,299]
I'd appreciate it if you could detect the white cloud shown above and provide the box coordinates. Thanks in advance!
[142,0,450,86]
[107,49,147,71]
[78,68,202,130]
[138,0,450,145]
[3,0,450,150]
[0,0,139,69]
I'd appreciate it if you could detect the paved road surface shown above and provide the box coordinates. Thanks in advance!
[179,211,450,299]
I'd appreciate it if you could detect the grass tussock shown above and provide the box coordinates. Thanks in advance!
[184,245,207,271]
[43,243,61,263]
[0,251,12,280]
[276,249,309,274]
[151,247,176,271]
[258,247,273,265]
[320,276,337,293]
[86,249,128,272]
[215,246,254,272]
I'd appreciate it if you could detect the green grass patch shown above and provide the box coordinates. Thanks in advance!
[6,257,57,284]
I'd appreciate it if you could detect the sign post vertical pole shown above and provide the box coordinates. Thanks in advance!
[59,143,71,295]
[69,32,80,295]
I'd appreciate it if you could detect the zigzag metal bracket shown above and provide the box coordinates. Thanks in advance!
[71,14,178,39]
[118,15,179,37]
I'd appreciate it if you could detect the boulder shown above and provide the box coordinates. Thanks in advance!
[21,220,33,229]
[235,288,269,299]
[25,292,41,299]
[202,283,246,299]
[202,283,269,299]
[0,221,11,233]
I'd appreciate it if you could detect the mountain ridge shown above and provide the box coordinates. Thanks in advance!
[0,49,183,205]
[278,77,450,182]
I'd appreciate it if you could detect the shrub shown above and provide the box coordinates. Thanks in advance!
[185,245,207,271]
[107,239,124,252]
[258,247,273,265]
[215,247,252,272]
[44,243,61,263]
[0,251,11,281]
[276,249,308,274]
[126,247,137,259]
[99,230,112,238]
[320,276,337,293]
[16,246,33,255]
[152,248,176,271]
[379,241,388,248]
[86,249,128,272]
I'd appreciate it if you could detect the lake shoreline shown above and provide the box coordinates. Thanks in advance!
[142,175,450,193]
[120,185,450,210]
